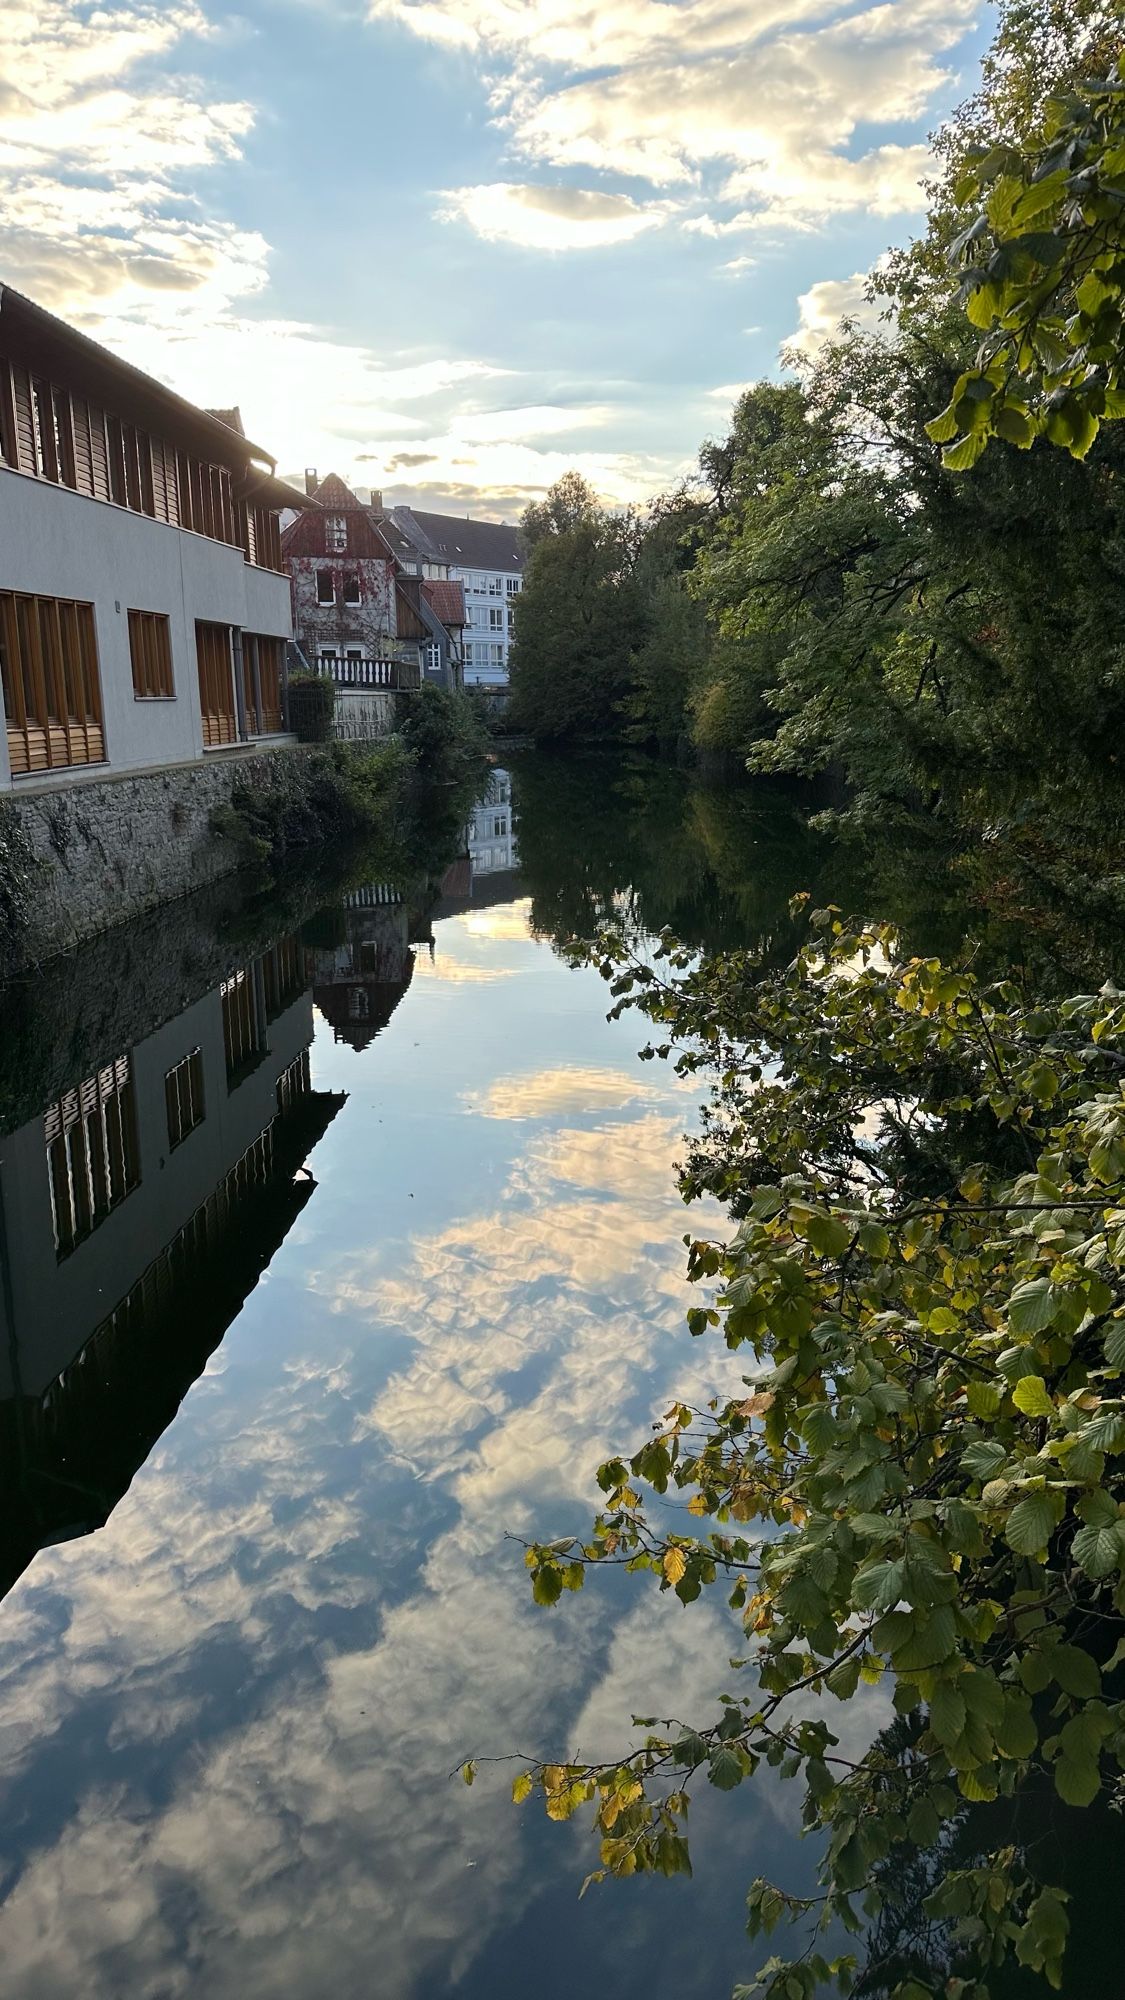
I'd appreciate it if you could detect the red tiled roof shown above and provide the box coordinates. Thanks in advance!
[422,578,467,628]
[311,472,365,509]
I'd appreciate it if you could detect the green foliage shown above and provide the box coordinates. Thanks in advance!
[519,470,600,551]
[508,512,648,741]
[396,681,489,772]
[516,907,1125,1996]
[287,671,335,743]
[212,740,411,865]
[931,62,1125,466]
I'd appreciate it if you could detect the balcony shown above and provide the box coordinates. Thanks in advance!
[314,655,421,691]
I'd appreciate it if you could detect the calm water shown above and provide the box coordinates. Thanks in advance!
[0,755,1120,1999]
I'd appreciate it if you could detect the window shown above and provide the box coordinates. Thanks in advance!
[128,609,174,698]
[489,643,503,665]
[325,515,347,553]
[489,607,503,631]
[262,936,302,1021]
[343,573,361,606]
[488,576,502,596]
[493,816,506,837]
[242,632,285,735]
[463,642,474,665]
[506,576,520,595]
[276,1048,311,1115]
[195,621,236,746]
[316,570,335,606]
[165,1048,205,1147]
[221,967,263,1085]
[0,592,104,777]
[45,1054,139,1258]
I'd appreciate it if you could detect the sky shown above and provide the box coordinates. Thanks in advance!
[0,0,994,517]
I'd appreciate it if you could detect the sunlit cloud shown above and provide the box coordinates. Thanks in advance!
[785,269,890,361]
[438,181,668,251]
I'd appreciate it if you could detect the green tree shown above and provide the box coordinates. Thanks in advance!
[519,470,600,550]
[508,513,647,741]
[507,907,1125,1998]
[929,61,1125,467]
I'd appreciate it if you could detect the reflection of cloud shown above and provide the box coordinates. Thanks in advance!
[466,1067,656,1122]
[0,995,757,1996]
[412,953,517,984]
[458,904,533,942]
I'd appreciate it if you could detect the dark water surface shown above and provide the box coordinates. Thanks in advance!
[0,755,1120,1999]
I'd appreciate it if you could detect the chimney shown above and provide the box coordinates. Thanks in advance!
[370,490,383,512]
[304,467,318,496]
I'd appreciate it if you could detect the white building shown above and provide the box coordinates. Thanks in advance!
[384,508,523,689]
[0,285,309,793]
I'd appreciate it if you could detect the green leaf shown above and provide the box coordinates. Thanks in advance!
[532,1565,563,1606]
[1012,1375,1054,1418]
[1105,1322,1125,1369]
[708,1745,745,1791]
[1041,1642,1101,1699]
[1054,1752,1100,1806]
[1008,1279,1060,1334]
[1071,1520,1122,1580]
[852,1560,904,1612]
[942,432,988,472]
[928,1681,966,1746]
[1005,1491,1059,1556]
[825,1657,861,1700]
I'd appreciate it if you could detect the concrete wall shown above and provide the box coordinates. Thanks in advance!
[331,689,395,743]
[0,467,291,788]
[0,742,342,976]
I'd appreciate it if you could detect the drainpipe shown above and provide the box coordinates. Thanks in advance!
[231,626,248,740]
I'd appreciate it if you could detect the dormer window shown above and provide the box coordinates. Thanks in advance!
[326,515,347,553]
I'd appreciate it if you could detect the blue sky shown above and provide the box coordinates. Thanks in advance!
[2,0,993,515]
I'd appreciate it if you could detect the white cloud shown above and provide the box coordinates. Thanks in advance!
[438,181,667,250]
[785,269,890,360]
[376,0,978,234]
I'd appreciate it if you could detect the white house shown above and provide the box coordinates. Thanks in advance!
[385,508,523,689]
[0,285,311,793]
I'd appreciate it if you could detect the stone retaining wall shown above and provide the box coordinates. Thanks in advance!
[0,743,346,979]
[332,689,395,743]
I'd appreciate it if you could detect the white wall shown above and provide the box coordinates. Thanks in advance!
[0,468,291,787]
[453,565,521,688]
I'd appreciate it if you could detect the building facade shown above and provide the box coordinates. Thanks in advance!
[383,508,523,689]
[283,475,465,690]
[0,286,310,793]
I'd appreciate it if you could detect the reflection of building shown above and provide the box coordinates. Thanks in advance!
[430,768,523,920]
[0,285,311,788]
[0,935,345,1604]
[308,884,416,1051]
[467,767,517,878]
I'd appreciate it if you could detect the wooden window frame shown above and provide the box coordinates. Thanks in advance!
[0,590,106,777]
[128,608,175,699]
[165,1047,205,1148]
[45,1054,140,1258]
[195,620,237,747]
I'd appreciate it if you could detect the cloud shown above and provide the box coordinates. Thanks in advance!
[785,269,890,360]
[438,181,667,250]
[376,0,978,234]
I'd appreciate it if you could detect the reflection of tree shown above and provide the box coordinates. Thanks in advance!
[508,748,1125,985]
[857,1712,1125,2000]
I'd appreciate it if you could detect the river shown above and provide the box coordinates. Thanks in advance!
[0,752,1120,1998]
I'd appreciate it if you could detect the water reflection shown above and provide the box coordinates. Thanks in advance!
[0,766,839,2000]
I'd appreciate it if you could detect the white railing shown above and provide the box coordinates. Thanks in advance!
[316,656,419,690]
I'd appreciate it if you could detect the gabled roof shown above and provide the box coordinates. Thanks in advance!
[422,578,467,628]
[390,506,524,574]
[312,472,366,510]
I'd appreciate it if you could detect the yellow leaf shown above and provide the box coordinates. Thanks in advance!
[687,1494,709,1516]
[512,1773,533,1804]
[663,1546,688,1586]
[544,1764,565,1793]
